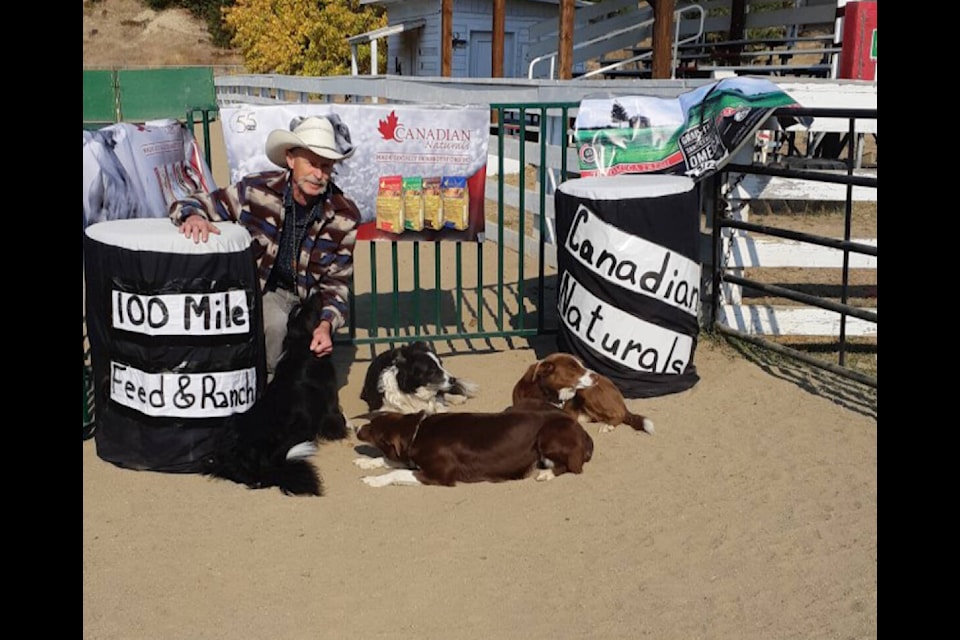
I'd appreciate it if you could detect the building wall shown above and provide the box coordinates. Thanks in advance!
[378,0,558,79]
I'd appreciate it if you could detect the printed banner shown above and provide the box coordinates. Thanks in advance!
[573,77,810,179]
[82,119,216,229]
[219,104,490,242]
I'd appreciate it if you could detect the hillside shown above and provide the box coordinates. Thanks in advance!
[82,0,244,69]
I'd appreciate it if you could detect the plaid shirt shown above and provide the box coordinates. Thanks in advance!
[169,170,360,331]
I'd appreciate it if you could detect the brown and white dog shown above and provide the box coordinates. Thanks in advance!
[353,408,594,487]
[512,353,655,435]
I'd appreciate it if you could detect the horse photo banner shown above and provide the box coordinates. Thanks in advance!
[573,77,809,180]
[219,104,491,242]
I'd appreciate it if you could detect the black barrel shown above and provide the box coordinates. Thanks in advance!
[83,219,266,472]
[554,175,701,398]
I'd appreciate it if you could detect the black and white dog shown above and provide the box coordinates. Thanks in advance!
[360,341,477,415]
[203,294,348,496]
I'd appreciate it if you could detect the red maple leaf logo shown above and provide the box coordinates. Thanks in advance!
[377,110,399,141]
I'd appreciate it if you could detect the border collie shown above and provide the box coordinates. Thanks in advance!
[202,294,348,496]
[353,407,594,487]
[512,353,655,434]
[359,341,477,415]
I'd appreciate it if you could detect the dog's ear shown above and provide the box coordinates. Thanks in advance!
[534,362,554,379]
[394,363,412,392]
[386,427,411,460]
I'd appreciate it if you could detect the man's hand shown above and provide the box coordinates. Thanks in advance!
[179,215,221,243]
[310,320,334,358]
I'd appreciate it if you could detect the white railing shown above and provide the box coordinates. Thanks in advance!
[576,4,706,80]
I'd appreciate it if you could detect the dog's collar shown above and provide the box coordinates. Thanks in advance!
[409,412,428,446]
[403,412,429,469]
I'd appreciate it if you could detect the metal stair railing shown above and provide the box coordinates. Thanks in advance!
[577,3,706,80]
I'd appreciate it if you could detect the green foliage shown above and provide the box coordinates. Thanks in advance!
[224,0,386,75]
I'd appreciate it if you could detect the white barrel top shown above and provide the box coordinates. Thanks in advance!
[557,175,695,200]
[84,219,252,254]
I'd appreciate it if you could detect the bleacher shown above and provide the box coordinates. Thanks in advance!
[597,0,843,80]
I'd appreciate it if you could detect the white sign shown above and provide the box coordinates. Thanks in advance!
[111,362,257,418]
[558,271,693,375]
[112,289,251,336]
[564,204,701,317]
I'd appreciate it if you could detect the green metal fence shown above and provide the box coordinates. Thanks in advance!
[82,67,219,166]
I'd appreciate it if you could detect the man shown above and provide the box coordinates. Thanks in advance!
[169,115,361,379]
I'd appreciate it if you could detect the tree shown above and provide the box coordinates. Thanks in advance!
[224,0,386,76]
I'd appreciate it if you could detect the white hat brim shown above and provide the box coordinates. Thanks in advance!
[265,129,348,168]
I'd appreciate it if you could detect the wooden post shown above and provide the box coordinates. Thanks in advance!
[724,0,747,65]
[651,0,676,79]
[558,0,575,79]
[442,0,453,77]
[491,0,506,124]
[493,0,505,78]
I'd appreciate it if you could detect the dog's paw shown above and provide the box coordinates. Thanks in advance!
[535,468,557,482]
[361,474,391,487]
[598,423,616,434]
[444,393,468,405]
[362,469,422,486]
[353,456,387,470]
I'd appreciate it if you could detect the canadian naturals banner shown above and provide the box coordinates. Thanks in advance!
[219,104,490,242]
[573,77,810,180]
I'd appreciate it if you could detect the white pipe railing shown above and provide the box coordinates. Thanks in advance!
[577,4,705,80]
[528,4,705,80]
[527,19,655,79]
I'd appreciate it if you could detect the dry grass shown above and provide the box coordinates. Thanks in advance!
[83,0,244,70]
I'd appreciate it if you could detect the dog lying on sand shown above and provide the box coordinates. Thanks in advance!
[512,353,654,434]
[353,407,593,487]
[360,341,477,415]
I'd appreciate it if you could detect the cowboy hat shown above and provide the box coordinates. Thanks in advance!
[265,115,355,167]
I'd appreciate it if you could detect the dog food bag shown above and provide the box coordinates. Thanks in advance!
[422,176,444,231]
[402,176,424,231]
[441,176,469,231]
[376,175,404,234]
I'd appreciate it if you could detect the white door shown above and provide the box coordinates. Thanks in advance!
[469,31,516,78]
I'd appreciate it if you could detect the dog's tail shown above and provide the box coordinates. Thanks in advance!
[203,438,324,497]
[623,412,656,435]
[449,377,479,398]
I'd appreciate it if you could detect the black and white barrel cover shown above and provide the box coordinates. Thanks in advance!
[83,219,266,472]
[554,175,701,398]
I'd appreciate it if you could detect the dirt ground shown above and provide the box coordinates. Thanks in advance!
[82,332,877,640]
[83,5,877,637]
